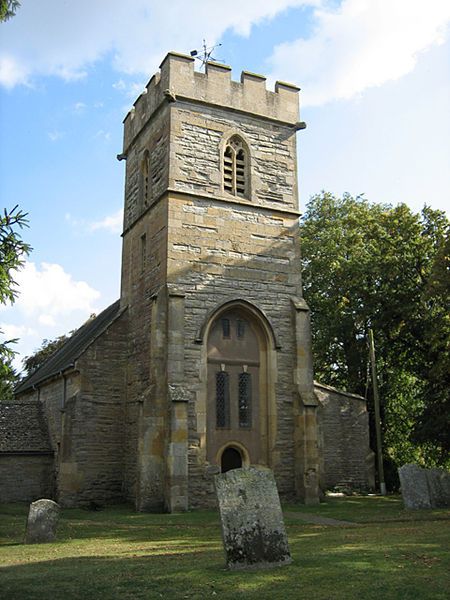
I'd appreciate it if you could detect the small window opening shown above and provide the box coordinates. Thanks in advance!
[237,319,246,338]
[141,150,150,205]
[216,371,230,428]
[222,318,230,339]
[140,233,147,274]
[238,372,252,428]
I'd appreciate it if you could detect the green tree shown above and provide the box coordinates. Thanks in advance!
[300,192,449,472]
[412,229,450,458]
[0,206,31,398]
[22,333,73,376]
[0,0,20,21]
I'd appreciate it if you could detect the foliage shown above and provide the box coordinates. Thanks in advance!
[0,0,20,21]
[300,192,449,470]
[0,206,31,398]
[0,499,449,600]
[412,230,450,455]
[22,333,73,376]
[0,355,18,401]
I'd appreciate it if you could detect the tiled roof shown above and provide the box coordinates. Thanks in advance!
[15,300,123,395]
[0,401,52,453]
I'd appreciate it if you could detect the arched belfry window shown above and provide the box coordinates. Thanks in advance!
[223,135,248,198]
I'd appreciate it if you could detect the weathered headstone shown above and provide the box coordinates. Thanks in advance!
[215,466,291,569]
[398,464,431,509]
[425,467,450,508]
[398,464,450,509]
[24,498,60,544]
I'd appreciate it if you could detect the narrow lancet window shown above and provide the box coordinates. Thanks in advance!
[223,136,248,198]
[141,150,150,205]
[140,233,147,274]
[216,371,230,428]
[221,318,230,339]
[238,372,252,428]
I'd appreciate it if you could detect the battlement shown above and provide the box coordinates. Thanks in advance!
[123,51,302,152]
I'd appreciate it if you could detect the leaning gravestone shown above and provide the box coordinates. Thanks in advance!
[24,499,60,544]
[215,466,291,569]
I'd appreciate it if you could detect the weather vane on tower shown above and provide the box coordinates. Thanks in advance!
[190,40,223,70]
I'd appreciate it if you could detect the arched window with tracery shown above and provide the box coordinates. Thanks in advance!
[223,135,248,198]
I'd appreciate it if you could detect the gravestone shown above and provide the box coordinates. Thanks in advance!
[24,498,60,544]
[425,467,450,508]
[398,464,450,509]
[398,464,431,509]
[215,466,291,569]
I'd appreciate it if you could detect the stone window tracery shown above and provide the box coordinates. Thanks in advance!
[223,135,248,198]
[216,371,230,428]
[238,372,252,428]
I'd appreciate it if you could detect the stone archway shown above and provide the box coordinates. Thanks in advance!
[205,303,275,469]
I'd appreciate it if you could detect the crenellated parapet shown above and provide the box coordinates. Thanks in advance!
[123,51,303,153]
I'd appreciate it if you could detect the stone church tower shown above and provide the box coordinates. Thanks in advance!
[120,52,320,511]
[7,52,373,510]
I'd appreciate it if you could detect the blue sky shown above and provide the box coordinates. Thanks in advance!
[1,0,449,372]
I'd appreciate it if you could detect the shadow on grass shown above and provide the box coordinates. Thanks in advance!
[1,499,449,600]
[1,526,449,600]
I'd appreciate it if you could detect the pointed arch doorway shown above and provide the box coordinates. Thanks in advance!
[206,304,273,471]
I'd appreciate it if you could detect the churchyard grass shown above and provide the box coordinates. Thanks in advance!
[0,496,449,600]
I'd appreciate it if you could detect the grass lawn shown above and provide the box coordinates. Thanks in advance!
[0,496,449,600]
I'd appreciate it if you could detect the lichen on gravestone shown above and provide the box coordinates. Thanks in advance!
[24,498,60,544]
[215,466,291,569]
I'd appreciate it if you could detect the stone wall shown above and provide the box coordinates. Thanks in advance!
[57,313,128,506]
[123,105,170,231]
[0,400,54,503]
[38,372,80,451]
[165,194,302,507]
[123,53,300,159]
[120,197,168,506]
[170,104,297,209]
[315,382,374,491]
[0,454,54,503]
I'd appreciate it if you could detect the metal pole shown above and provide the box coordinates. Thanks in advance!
[368,328,386,495]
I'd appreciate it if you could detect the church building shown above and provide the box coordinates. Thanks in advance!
[2,53,374,510]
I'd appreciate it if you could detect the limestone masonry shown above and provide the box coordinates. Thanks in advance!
[2,52,374,509]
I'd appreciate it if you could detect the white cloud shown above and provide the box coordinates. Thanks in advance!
[47,130,64,142]
[3,261,100,318]
[0,55,29,88]
[0,261,102,372]
[94,129,112,142]
[0,323,37,341]
[0,0,314,88]
[268,0,450,105]
[90,209,123,234]
[38,314,56,327]
[73,101,87,113]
